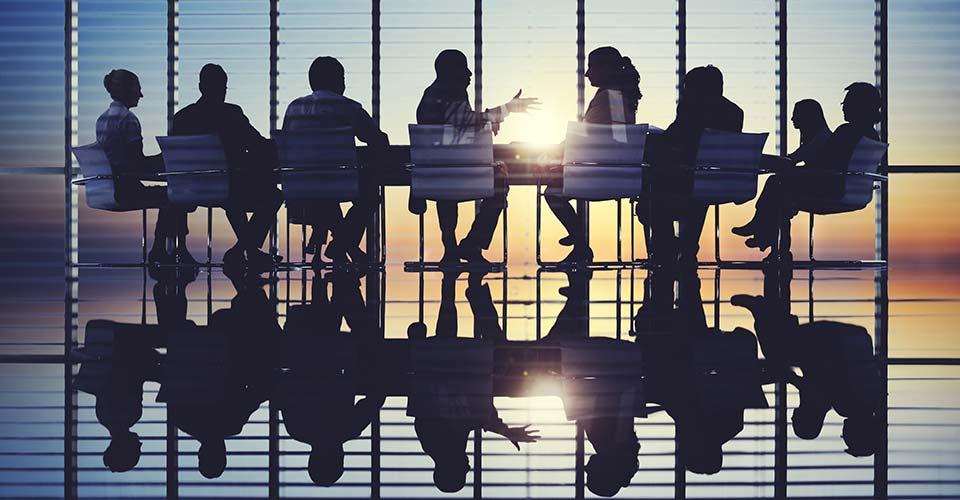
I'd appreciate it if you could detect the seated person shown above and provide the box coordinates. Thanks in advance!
[172,64,282,270]
[414,49,540,264]
[640,65,744,266]
[732,269,882,457]
[96,69,193,265]
[731,99,831,254]
[544,46,642,264]
[732,83,882,258]
[282,56,390,266]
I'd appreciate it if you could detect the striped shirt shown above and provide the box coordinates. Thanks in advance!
[281,90,386,146]
[95,101,142,170]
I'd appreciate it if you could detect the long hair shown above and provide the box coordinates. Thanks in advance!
[793,99,829,145]
[589,47,642,116]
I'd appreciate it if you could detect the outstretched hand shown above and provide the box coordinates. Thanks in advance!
[506,89,542,113]
[503,424,540,450]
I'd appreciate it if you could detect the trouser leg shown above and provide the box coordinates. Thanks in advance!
[678,204,708,261]
[436,200,459,250]
[462,193,505,250]
[545,194,583,244]
[245,188,283,251]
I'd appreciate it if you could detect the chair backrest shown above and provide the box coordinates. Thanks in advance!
[157,134,230,206]
[562,121,649,165]
[275,128,360,202]
[409,124,494,166]
[692,129,768,205]
[72,142,120,210]
[408,124,497,200]
[839,137,888,210]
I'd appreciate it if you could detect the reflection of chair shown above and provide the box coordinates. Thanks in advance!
[275,128,385,266]
[536,122,649,266]
[72,143,155,265]
[407,124,506,268]
[688,129,769,263]
[795,137,889,265]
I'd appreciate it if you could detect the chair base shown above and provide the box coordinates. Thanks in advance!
[403,260,506,273]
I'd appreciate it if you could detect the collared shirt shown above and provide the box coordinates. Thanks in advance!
[281,89,386,146]
[584,89,636,125]
[96,101,143,169]
[416,82,507,128]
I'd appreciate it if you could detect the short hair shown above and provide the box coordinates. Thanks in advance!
[842,416,880,457]
[700,65,724,96]
[843,82,882,124]
[434,49,468,76]
[102,433,142,473]
[102,69,138,100]
[308,447,345,486]
[433,462,469,493]
[199,63,227,95]
[309,56,345,92]
[198,439,227,479]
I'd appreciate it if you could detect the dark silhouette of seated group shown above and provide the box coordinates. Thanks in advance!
[78,265,883,497]
[96,46,884,270]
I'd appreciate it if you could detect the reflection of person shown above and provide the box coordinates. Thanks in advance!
[544,46,642,264]
[640,65,744,266]
[636,268,764,475]
[407,271,538,493]
[279,278,383,486]
[173,64,282,271]
[733,269,882,457]
[733,83,883,258]
[413,49,540,265]
[282,56,390,266]
[96,69,192,265]
[159,277,279,478]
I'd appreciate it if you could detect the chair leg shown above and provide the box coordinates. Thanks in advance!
[536,180,543,265]
[808,213,815,262]
[207,207,213,266]
[380,185,387,264]
[617,199,623,264]
[418,210,425,265]
[141,209,148,265]
[714,204,721,264]
[502,197,508,265]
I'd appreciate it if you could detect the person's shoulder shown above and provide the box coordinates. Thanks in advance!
[172,102,198,120]
[223,102,250,119]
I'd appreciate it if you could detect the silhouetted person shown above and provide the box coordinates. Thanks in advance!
[641,65,744,266]
[733,83,883,257]
[282,56,390,266]
[158,276,279,478]
[539,270,592,343]
[279,275,384,486]
[96,69,193,265]
[544,46,642,264]
[173,64,282,271]
[733,269,882,457]
[636,269,765,475]
[414,49,540,264]
[76,271,191,473]
[406,271,538,493]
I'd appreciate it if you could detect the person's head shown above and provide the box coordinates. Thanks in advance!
[684,441,723,475]
[586,46,642,115]
[407,321,427,340]
[842,82,882,125]
[792,403,829,440]
[309,56,346,95]
[308,444,345,486]
[842,415,880,457]
[102,431,142,473]
[791,99,828,133]
[433,49,472,90]
[199,63,228,103]
[198,438,227,479]
[585,450,640,497]
[103,69,142,108]
[433,457,470,493]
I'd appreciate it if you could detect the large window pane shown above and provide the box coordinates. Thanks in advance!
[890,0,960,166]
[0,0,63,169]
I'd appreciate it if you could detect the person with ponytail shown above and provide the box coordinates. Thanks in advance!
[544,46,642,264]
[96,69,193,265]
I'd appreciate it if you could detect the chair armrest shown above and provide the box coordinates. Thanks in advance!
[562,162,647,168]
[276,165,358,172]
[71,175,113,186]
[156,169,230,176]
